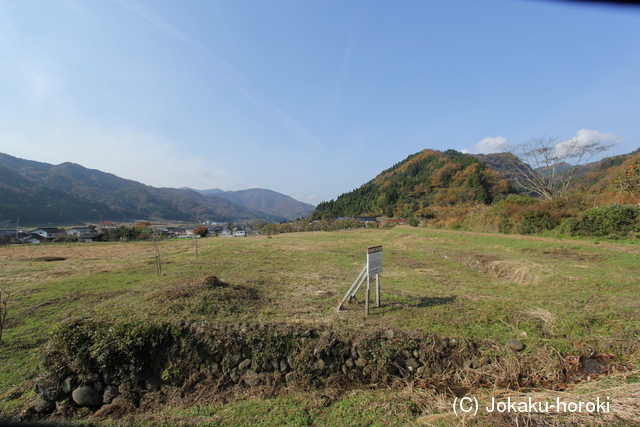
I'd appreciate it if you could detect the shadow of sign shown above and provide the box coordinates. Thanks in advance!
[383,295,457,312]
[415,295,457,308]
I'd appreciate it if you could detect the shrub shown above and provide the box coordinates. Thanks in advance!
[407,216,420,227]
[556,218,577,236]
[501,194,538,206]
[499,219,513,234]
[570,204,640,238]
[517,210,557,235]
[44,318,179,383]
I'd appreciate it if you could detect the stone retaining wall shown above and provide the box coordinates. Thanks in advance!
[23,319,541,420]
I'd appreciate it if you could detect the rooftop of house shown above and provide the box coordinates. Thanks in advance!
[31,227,64,233]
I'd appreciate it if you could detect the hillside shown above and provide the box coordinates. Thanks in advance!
[472,152,534,192]
[0,153,286,223]
[475,148,640,194]
[312,149,512,219]
[571,148,640,190]
[0,165,121,223]
[195,188,315,220]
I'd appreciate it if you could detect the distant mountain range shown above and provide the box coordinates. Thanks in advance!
[3,146,636,225]
[186,188,315,220]
[0,153,314,224]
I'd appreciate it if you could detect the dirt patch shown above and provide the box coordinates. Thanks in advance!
[35,256,67,262]
[312,288,336,298]
[541,246,604,262]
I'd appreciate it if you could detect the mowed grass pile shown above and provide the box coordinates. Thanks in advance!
[0,226,639,425]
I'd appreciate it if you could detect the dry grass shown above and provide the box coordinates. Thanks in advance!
[413,370,640,426]
[418,246,547,284]
[1,227,639,425]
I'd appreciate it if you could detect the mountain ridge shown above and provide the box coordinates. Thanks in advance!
[0,153,304,224]
[190,188,315,220]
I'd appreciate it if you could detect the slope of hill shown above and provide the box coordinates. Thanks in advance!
[474,148,640,194]
[472,152,535,192]
[571,148,640,191]
[0,153,286,223]
[313,149,512,219]
[194,188,315,220]
[0,164,121,223]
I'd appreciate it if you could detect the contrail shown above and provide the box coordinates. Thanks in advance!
[113,0,323,151]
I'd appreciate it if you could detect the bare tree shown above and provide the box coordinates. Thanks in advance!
[505,136,612,200]
[152,239,163,277]
[0,286,10,342]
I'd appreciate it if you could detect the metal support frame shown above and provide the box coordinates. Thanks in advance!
[337,265,367,311]
[337,265,381,314]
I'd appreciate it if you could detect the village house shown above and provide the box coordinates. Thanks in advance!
[67,227,91,236]
[30,228,64,241]
[78,232,105,242]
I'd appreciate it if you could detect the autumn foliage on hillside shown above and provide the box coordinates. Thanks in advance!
[313,149,512,220]
[419,154,640,239]
[311,149,640,239]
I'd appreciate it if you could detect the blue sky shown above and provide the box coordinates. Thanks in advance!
[1,0,639,205]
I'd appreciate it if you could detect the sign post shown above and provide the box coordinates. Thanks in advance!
[366,245,382,314]
[338,245,382,314]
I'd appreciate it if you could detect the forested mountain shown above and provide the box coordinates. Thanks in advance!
[0,153,286,223]
[193,188,315,220]
[312,149,512,219]
[471,152,533,191]
[0,164,121,223]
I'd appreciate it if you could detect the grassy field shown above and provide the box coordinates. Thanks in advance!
[0,226,639,425]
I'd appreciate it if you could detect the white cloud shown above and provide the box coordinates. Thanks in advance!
[571,129,621,145]
[476,136,508,153]
[555,129,622,157]
[26,66,61,101]
[463,136,508,154]
[464,130,621,157]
